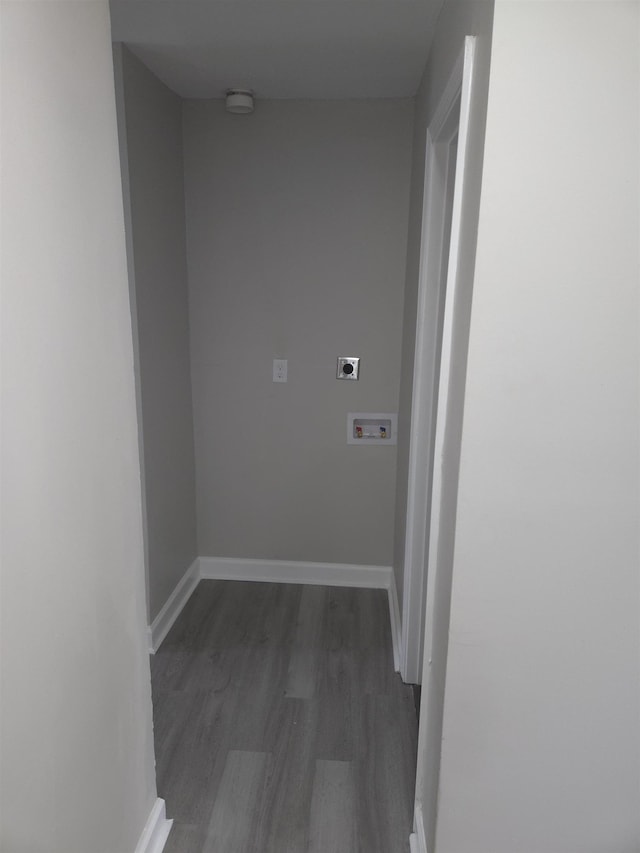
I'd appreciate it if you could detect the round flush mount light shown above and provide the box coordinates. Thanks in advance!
[225,89,254,115]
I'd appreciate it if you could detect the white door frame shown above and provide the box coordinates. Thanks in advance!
[408,36,479,852]
[401,40,476,684]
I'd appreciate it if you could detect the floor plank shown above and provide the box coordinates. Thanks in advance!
[308,760,357,853]
[152,580,417,853]
[257,698,317,853]
[284,585,325,699]
[203,750,270,853]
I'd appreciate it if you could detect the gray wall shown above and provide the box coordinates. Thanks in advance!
[393,0,494,628]
[1,4,157,850]
[114,45,198,622]
[183,99,413,566]
[436,3,640,850]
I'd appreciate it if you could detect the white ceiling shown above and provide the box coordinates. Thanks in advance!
[109,1,444,100]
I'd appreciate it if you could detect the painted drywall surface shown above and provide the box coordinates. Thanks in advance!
[115,46,198,622]
[184,99,412,566]
[393,0,494,621]
[0,3,157,852]
[110,1,446,100]
[435,3,640,851]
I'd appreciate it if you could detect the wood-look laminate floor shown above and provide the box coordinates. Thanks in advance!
[151,581,418,853]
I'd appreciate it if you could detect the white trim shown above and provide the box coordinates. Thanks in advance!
[112,45,153,627]
[199,556,392,590]
[148,559,199,653]
[428,49,465,141]
[134,799,172,853]
[422,32,477,733]
[401,44,467,685]
[422,38,476,680]
[387,574,402,673]
[412,35,478,852]
[410,804,428,853]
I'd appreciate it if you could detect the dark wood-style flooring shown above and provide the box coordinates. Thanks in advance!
[151,580,418,853]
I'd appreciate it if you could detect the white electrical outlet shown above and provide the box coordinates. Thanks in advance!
[273,358,287,383]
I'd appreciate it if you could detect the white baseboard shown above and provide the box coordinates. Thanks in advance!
[198,556,392,590]
[387,572,402,673]
[134,798,172,853]
[411,804,428,853]
[147,559,199,653]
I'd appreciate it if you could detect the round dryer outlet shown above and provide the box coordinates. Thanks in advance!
[336,357,360,380]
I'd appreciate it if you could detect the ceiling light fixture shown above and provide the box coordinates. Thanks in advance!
[225,89,254,115]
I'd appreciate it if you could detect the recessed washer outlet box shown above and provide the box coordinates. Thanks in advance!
[337,357,360,380]
[347,413,397,445]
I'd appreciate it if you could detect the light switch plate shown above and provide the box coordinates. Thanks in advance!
[337,357,360,380]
